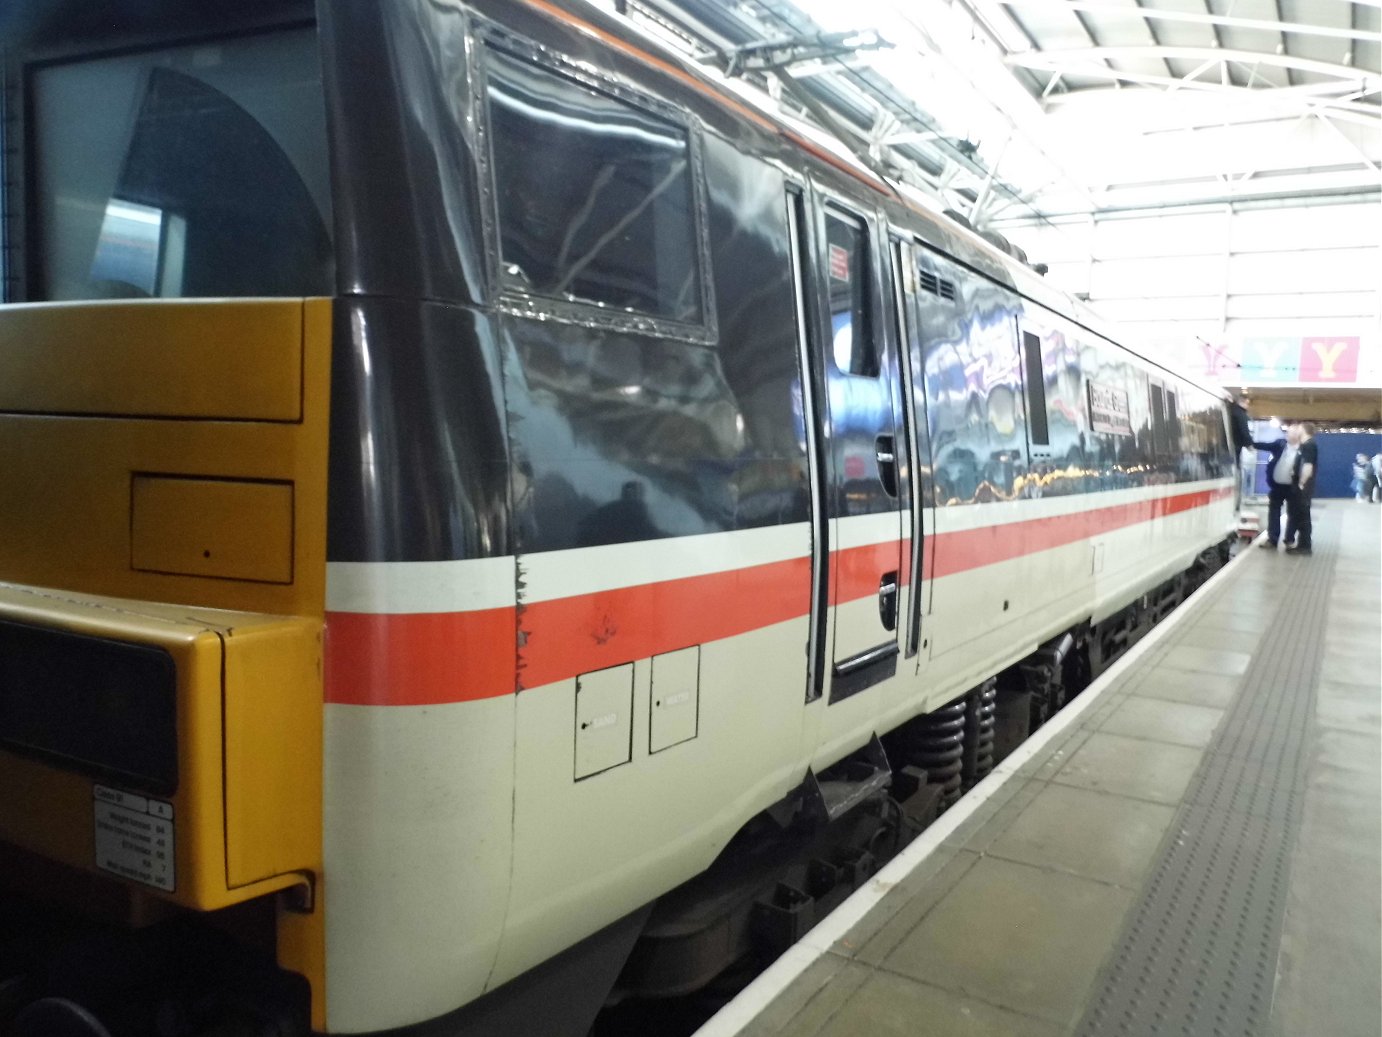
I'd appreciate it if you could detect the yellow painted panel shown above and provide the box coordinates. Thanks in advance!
[0,300,303,421]
[223,617,322,887]
[0,298,331,619]
[132,477,294,584]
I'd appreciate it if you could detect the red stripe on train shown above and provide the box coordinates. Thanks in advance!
[325,485,1232,705]
[517,555,811,690]
[930,486,1231,578]
[324,609,515,706]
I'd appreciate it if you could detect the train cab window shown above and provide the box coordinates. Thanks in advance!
[484,45,703,325]
[30,28,333,301]
[824,209,878,377]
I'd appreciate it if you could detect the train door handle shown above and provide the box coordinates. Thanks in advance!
[876,435,898,497]
[879,571,899,631]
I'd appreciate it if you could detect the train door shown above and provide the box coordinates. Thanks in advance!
[786,186,830,707]
[891,237,928,664]
[811,198,907,703]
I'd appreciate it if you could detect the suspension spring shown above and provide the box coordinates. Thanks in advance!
[962,680,997,791]
[902,698,966,810]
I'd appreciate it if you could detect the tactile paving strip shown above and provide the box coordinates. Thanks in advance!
[1075,528,1334,1037]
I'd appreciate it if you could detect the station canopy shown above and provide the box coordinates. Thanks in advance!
[605,0,1382,229]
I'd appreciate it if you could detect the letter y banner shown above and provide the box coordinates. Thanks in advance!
[1300,337,1360,382]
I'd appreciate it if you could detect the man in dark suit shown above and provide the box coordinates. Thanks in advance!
[1284,422,1319,556]
[1254,424,1299,551]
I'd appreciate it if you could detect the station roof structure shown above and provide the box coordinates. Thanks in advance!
[604,0,1381,425]
[608,0,1382,229]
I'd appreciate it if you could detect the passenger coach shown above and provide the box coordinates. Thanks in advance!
[0,1,1237,1034]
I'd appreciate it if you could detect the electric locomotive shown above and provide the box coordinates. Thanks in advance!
[0,1,1237,1034]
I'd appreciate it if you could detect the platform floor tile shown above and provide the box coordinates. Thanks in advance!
[1313,678,1382,731]
[1270,783,1381,1037]
[1307,658,1380,689]
[813,969,1064,1037]
[1312,728,1380,793]
[1128,669,1240,709]
[1171,624,1262,654]
[1021,728,1095,782]
[938,782,1046,855]
[1157,644,1253,676]
[1049,731,1203,804]
[1097,696,1226,749]
[736,956,872,1037]
[847,851,981,966]
[984,783,1176,888]
[1183,608,1270,634]
[876,856,1133,1026]
[1319,633,1382,668]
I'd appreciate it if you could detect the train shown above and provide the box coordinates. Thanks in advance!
[0,1,1242,1034]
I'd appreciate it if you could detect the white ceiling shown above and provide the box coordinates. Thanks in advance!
[612,0,1382,226]
[994,0,1382,218]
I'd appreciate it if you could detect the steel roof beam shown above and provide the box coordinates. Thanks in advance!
[1041,72,1381,119]
[1275,0,1296,89]
[1039,81,1382,125]
[1348,0,1359,68]
[1010,46,1382,83]
[999,1,1382,45]
[1202,0,1231,87]
[1046,74,1382,104]
[1314,109,1381,173]
[1032,66,1374,99]
[1131,0,1177,81]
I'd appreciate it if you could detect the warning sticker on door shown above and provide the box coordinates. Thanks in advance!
[828,243,850,281]
[93,785,175,892]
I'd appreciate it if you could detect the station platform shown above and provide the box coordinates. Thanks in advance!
[700,502,1381,1037]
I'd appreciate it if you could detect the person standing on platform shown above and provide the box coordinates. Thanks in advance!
[1352,454,1371,501]
[1284,422,1318,556]
[1372,452,1382,503]
[1254,424,1298,551]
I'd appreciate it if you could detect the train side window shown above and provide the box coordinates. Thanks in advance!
[484,44,703,325]
[1149,383,1167,456]
[824,209,877,377]
[1165,389,1180,451]
[1022,330,1049,446]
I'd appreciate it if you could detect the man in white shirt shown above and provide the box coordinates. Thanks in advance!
[1284,422,1318,555]
[1254,424,1300,550]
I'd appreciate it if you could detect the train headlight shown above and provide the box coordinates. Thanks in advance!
[0,620,178,795]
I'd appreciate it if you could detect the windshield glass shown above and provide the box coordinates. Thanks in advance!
[31,27,332,301]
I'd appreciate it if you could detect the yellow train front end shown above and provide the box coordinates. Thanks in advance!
[0,299,332,1032]
[0,4,338,1029]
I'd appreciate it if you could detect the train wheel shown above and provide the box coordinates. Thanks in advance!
[9,997,113,1037]
[0,973,34,1022]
